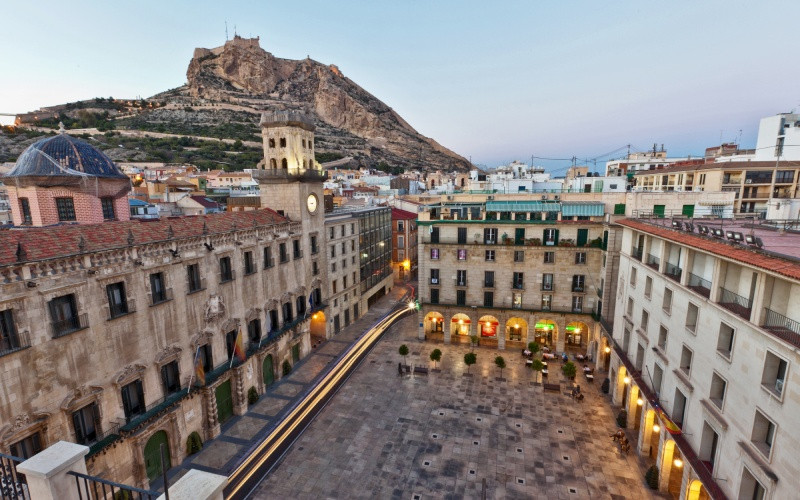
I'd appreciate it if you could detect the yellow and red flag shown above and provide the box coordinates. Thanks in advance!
[194,355,206,387]
[655,407,682,435]
[233,329,246,363]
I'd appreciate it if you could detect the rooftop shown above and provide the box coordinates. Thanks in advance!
[633,160,792,176]
[390,207,417,220]
[5,133,128,180]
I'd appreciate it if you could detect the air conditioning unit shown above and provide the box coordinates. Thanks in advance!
[487,195,494,200]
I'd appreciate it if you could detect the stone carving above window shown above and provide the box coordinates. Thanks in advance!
[204,294,226,323]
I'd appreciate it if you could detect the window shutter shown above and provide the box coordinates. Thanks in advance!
[72,412,84,443]
[122,386,131,415]
[92,403,101,427]
[554,229,560,245]
[136,380,144,405]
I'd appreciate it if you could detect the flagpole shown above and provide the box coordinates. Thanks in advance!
[188,346,200,395]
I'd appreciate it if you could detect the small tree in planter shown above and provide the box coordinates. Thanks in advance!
[464,352,477,374]
[430,348,442,369]
[616,409,628,428]
[527,341,540,357]
[247,386,259,405]
[601,377,610,394]
[531,359,545,383]
[562,361,577,380]
[494,355,506,379]
[469,335,479,350]
[282,359,292,376]
[645,465,659,489]
[399,344,409,365]
[186,431,203,455]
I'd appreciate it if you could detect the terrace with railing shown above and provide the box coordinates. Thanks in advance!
[762,308,800,349]
[646,253,660,271]
[687,273,711,298]
[0,452,28,499]
[718,287,752,320]
[664,262,682,282]
[68,470,159,500]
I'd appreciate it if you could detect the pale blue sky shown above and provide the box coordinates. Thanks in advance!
[2,1,798,168]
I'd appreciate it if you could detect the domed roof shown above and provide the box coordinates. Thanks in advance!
[6,132,127,180]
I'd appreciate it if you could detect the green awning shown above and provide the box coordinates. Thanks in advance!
[485,200,561,212]
[561,202,605,216]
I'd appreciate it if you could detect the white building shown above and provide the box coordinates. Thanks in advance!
[754,113,800,162]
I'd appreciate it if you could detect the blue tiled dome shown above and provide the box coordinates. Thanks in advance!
[7,133,127,179]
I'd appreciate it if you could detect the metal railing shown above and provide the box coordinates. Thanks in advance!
[687,273,711,298]
[109,298,136,320]
[150,288,174,306]
[718,287,752,320]
[69,470,160,500]
[0,452,28,499]
[572,285,585,293]
[512,282,524,290]
[646,254,660,270]
[664,263,682,282]
[0,331,31,358]
[763,309,800,347]
[251,168,328,182]
[484,281,494,288]
[51,313,89,338]
[455,279,467,287]
[631,247,643,261]
[541,283,554,292]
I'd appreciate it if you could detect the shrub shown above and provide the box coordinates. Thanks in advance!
[247,386,259,405]
[114,490,132,500]
[527,341,540,355]
[399,344,409,363]
[645,465,659,489]
[494,355,506,378]
[282,360,292,376]
[186,431,203,455]
[601,377,610,394]
[469,335,479,349]
[561,361,577,379]
[616,409,627,428]
[464,352,477,373]
[430,348,442,368]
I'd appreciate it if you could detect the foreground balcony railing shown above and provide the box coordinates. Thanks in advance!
[664,263,682,282]
[631,247,643,261]
[762,309,800,348]
[646,253,660,270]
[51,313,89,339]
[0,331,31,358]
[718,287,752,320]
[688,273,711,298]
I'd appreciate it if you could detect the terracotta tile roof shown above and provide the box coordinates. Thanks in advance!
[189,196,222,209]
[618,219,800,280]
[391,207,417,220]
[0,209,287,267]
[633,160,793,176]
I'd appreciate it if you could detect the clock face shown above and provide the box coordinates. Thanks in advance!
[306,194,318,214]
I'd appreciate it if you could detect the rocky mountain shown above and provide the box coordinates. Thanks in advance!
[182,36,470,171]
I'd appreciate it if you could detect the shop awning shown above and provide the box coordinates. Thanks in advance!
[561,202,605,216]
[486,200,561,212]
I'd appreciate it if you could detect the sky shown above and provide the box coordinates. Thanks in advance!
[2,1,799,170]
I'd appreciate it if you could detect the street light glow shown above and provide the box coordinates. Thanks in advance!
[653,424,660,433]
[623,376,631,384]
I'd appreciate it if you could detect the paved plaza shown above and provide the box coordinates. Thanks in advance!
[251,312,661,499]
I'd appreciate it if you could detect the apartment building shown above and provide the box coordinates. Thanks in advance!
[605,216,800,499]
[391,207,418,281]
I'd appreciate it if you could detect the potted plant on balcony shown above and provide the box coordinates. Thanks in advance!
[526,237,542,246]
[558,238,576,247]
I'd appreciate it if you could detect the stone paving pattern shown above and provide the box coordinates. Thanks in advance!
[252,310,661,499]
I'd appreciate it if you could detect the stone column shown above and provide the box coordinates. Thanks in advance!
[233,366,248,416]
[16,441,89,500]
[555,316,567,353]
[203,387,221,439]
[159,468,227,500]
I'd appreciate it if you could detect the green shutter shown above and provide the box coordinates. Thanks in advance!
[614,203,626,215]
[653,205,665,218]
[577,229,588,247]
[602,230,609,251]
[682,204,695,217]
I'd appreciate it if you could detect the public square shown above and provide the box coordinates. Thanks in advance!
[252,313,658,499]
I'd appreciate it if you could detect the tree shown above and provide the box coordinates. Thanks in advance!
[469,335,479,350]
[399,344,409,365]
[464,352,477,374]
[494,355,506,379]
[530,359,545,383]
[562,361,577,380]
[527,341,540,357]
[430,348,442,369]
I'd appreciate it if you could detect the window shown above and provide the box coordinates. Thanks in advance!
[19,198,32,225]
[49,294,81,337]
[187,264,202,292]
[457,249,466,260]
[662,288,672,313]
[572,275,585,292]
[0,309,20,353]
[72,403,100,445]
[575,252,586,264]
[430,289,439,304]
[269,138,276,148]
[685,302,698,333]
[541,295,552,310]
[101,197,115,220]
[613,203,626,215]
[512,272,524,289]
[220,256,233,282]
[332,280,338,293]
[572,296,583,313]
[544,252,554,264]
[626,297,634,317]
[644,276,652,299]
[717,322,735,359]
[543,228,557,245]
[431,227,440,243]
[484,228,497,244]
[657,326,668,350]
[672,389,687,427]
[485,250,495,262]
[329,226,335,239]
[512,293,522,309]
[761,351,788,397]
[430,248,439,260]
[121,380,145,421]
[397,235,404,248]
[484,292,494,308]
[484,271,494,288]
[710,372,727,409]
[161,360,181,395]
[751,410,776,458]
[652,364,664,395]
[292,239,302,259]
[248,319,261,344]
[279,137,286,147]
[514,250,524,262]
[699,422,719,471]
[279,243,288,263]
[340,242,346,255]
[739,468,766,500]
[397,220,404,231]
[310,235,318,255]
[351,240,355,251]
[264,247,274,268]
[456,270,467,286]
[244,251,256,275]
[106,282,129,318]
[457,227,467,244]
[680,345,693,374]
[295,296,307,317]
[198,343,213,373]
[456,290,466,306]
[430,268,439,285]
[148,272,167,304]
[10,433,42,459]
[542,273,553,291]
[55,197,76,221]
[343,275,348,288]
[630,267,637,287]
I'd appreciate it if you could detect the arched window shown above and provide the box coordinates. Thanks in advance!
[268,138,275,148]
[281,158,288,169]
[279,138,286,148]
[302,139,306,148]
[269,158,277,169]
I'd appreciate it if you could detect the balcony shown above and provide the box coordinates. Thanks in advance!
[664,263,682,282]
[484,281,494,288]
[51,313,89,338]
[718,287,752,320]
[512,281,525,290]
[687,273,711,299]
[455,279,467,287]
[108,298,136,320]
[0,330,31,357]
[646,253,660,271]
[631,247,643,261]
[762,309,800,349]
[430,278,440,285]
[119,389,188,433]
[251,168,328,182]
[572,285,585,293]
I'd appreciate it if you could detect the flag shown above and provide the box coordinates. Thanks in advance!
[194,354,206,387]
[308,292,314,313]
[655,407,682,435]
[230,329,246,367]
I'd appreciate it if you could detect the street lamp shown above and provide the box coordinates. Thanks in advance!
[652,424,660,433]
[673,458,683,468]
[637,398,644,406]
[623,376,631,384]
[604,346,611,354]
